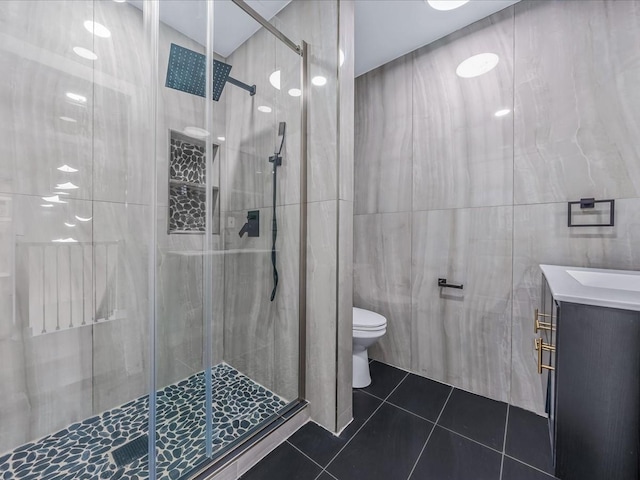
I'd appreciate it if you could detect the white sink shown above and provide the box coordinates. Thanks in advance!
[540,265,640,311]
[567,270,640,293]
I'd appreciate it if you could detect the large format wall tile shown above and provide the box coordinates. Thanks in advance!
[337,199,354,430]
[513,0,640,205]
[355,55,413,214]
[271,204,301,402]
[305,200,338,428]
[0,0,95,200]
[339,0,355,204]
[275,0,339,204]
[223,206,275,391]
[91,201,150,412]
[354,212,412,370]
[412,7,514,211]
[0,194,96,451]
[222,204,300,401]
[336,0,355,431]
[511,198,640,413]
[411,206,512,402]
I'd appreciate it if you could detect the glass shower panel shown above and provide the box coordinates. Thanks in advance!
[215,0,302,452]
[153,1,215,478]
[0,0,154,478]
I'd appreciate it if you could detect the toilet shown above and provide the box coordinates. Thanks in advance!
[352,307,387,388]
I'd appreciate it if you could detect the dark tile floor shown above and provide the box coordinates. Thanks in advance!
[240,360,558,480]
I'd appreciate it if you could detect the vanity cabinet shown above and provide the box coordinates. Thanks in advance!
[538,267,640,480]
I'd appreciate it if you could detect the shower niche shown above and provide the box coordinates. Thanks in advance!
[168,130,219,234]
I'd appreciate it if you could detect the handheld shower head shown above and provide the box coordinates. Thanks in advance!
[269,122,286,167]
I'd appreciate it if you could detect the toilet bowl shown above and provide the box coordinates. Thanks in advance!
[352,307,387,388]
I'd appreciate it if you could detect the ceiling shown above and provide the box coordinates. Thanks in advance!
[136,0,519,75]
[131,0,290,58]
[355,0,520,76]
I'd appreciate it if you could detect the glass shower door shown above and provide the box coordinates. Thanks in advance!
[151,2,304,476]
[0,0,155,478]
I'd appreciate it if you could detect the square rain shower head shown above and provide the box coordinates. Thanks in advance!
[165,43,232,101]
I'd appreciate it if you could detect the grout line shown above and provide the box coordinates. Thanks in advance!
[406,387,454,480]
[351,196,640,215]
[436,424,504,455]
[322,400,385,470]
[503,404,510,454]
[287,441,327,471]
[356,388,386,402]
[323,373,409,471]
[499,404,511,480]
[503,454,558,478]
[314,469,339,480]
[384,400,434,424]
[384,373,409,401]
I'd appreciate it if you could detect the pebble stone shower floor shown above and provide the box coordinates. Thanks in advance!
[0,363,287,480]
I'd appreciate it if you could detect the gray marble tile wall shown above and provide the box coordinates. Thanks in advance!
[354,0,640,415]
[510,0,640,412]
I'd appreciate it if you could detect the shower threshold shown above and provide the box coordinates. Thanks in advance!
[0,363,287,480]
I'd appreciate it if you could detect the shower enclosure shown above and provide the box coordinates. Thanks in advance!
[0,0,308,478]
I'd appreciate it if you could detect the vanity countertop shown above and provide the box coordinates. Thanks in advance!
[540,264,640,312]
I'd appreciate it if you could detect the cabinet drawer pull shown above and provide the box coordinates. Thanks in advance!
[534,308,555,333]
[535,337,556,374]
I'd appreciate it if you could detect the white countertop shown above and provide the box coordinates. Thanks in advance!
[540,264,640,312]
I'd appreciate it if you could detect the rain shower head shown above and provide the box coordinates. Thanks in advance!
[212,60,232,101]
[166,43,255,101]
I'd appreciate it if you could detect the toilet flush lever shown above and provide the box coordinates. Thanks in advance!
[438,278,463,289]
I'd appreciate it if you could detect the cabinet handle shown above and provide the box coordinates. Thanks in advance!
[535,337,556,374]
[534,308,555,333]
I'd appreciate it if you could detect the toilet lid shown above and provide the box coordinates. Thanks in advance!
[353,307,387,330]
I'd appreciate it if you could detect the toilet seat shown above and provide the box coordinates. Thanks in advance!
[353,307,387,331]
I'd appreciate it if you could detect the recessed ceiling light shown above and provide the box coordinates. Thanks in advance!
[73,46,98,61]
[59,116,77,123]
[75,215,92,222]
[58,164,78,173]
[427,0,470,11]
[42,195,67,204]
[64,222,76,228]
[311,76,327,86]
[456,53,499,78]
[217,136,226,142]
[258,105,272,113]
[288,88,302,97]
[339,49,345,67]
[269,70,281,90]
[84,20,111,38]
[494,109,511,117]
[183,126,210,138]
[65,92,87,103]
[55,191,70,195]
[41,204,54,208]
[113,0,126,2]
[56,182,79,190]
[52,238,78,243]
